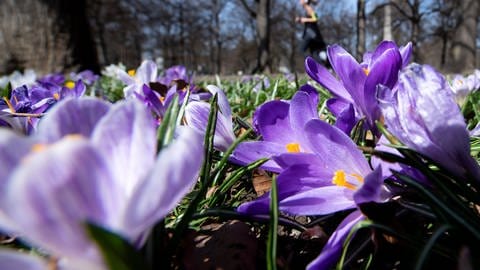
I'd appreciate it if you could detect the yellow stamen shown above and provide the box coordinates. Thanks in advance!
[2,97,15,113]
[32,135,83,153]
[63,134,84,141]
[31,143,47,153]
[363,68,370,76]
[65,80,75,89]
[332,170,357,190]
[128,69,136,76]
[286,142,301,153]
[332,170,356,190]
[159,96,165,102]
[53,93,60,100]
[350,173,364,183]
[24,134,85,164]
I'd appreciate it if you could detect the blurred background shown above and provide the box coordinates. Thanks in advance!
[0,0,478,75]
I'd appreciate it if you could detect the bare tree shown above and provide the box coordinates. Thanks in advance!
[371,0,434,62]
[357,0,366,59]
[383,1,393,41]
[447,0,478,72]
[0,0,99,74]
[238,0,272,73]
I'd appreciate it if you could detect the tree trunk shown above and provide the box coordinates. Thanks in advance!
[383,2,393,41]
[448,0,478,72]
[0,0,99,74]
[356,0,366,60]
[253,0,271,73]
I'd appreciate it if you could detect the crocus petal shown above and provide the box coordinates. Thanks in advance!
[230,141,286,173]
[141,84,164,116]
[364,44,402,129]
[185,101,235,152]
[207,85,232,119]
[275,163,338,192]
[0,249,48,270]
[136,60,158,84]
[0,129,36,184]
[237,164,326,215]
[327,45,366,108]
[326,98,357,134]
[307,210,365,270]
[116,69,136,86]
[3,139,115,266]
[289,91,318,137]
[399,42,413,67]
[185,102,209,132]
[123,84,137,98]
[305,57,352,102]
[365,43,402,91]
[298,84,319,107]
[353,166,386,205]
[36,98,111,142]
[123,128,204,240]
[0,129,37,232]
[237,193,271,215]
[304,119,371,175]
[91,99,157,198]
[279,186,356,215]
[206,86,234,148]
[255,100,294,145]
[370,136,404,177]
[273,152,329,176]
[379,64,480,179]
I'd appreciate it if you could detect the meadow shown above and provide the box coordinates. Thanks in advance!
[1,41,480,270]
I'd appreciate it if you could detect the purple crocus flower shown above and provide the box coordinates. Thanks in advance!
[158,65,208,103]
[0,80,86,133]
[306,211,365,270]
[448,73,479,106]
[0,98,204,269]
[230,85,319,172]
[253,76,270,92]
[305,41,411,136]
[378,63,480,181]
[185,85,236,152]
[238,119,387,269]
[70,70,100,86]
[0,69,37,89]
[37,73,66,86]
[158,65,190,86]
[117,60,158,98]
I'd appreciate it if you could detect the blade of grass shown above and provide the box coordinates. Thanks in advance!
[267,175,278,270]
[394,171,480,240]
[414,224,451,270]
[210,128,253,186]
[156,95,180,151]
[168,94,218,250]
[206,158,268,207]
[175,89,191,127]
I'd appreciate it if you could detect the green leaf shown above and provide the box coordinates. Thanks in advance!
[0,82,12,100]
[168,94,218,251]
[156,95,180,152]
[85,222,147,270]
[267,175,278,270]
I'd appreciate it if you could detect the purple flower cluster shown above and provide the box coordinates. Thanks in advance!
[305,41,412,136]
[1,40,479,269]
[228,41,480,268]
[117,60,206,122]
[0,70,96,133]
